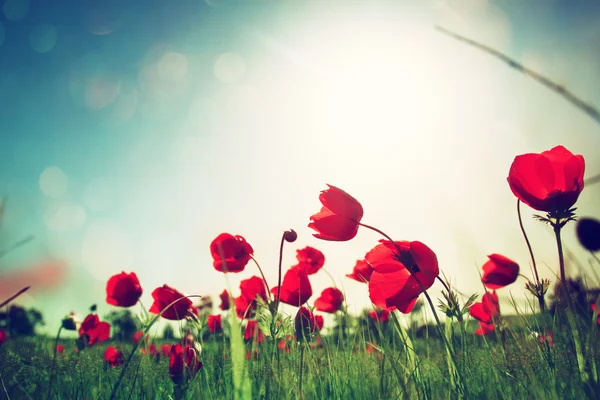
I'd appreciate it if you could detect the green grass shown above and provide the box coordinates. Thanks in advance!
[2,312,600,400]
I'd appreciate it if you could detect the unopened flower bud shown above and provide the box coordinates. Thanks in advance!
[284,229,297,243]
[62,312,80,331]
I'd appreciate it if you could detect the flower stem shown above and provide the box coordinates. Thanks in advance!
[518,200,545,312]
[518,200,540,284]
[298,342,305,397]
[553,222,566,284]
[275,233,286,312]
[250,255,272,302]
[46,325,63,400]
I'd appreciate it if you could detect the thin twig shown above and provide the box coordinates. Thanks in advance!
[0,236,34,259]
[435,26,600,126]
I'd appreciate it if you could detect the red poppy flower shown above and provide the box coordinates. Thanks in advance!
[475,322,495,336]
[56,344,64,354]
[369,309,390,323]
[104,346,124,367]
[346,259,374,283]
[469,291,500,324]
[309,184,364,241]
[141,343,158,357]
[577,218,600,252]
[244,320,264,343]
[169,344,203,386]
[105,271,143,307]
[0,330,6,345]
[296,246,325,275]
[210,233,254,273]
[133,330,146,345]
[271,266,312,307]
[368,240,439,313]
[538,330,553,348]
[507,145,585,214]
[315,315,324,331]
[79,314,110,346]
[278,339,290,353]
[160,344,172,357]
[234,276,268,319]
[314,287,344,313]
[234,295,255,319]
[240,276,268,304]
[208,314,223,334]
[481,254,519,290]
[295,306,317,341]
[219,289,231,311]
[149,285,196,321]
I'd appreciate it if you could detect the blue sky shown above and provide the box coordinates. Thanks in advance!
[1,0,599,335]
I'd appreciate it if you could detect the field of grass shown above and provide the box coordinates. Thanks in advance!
[1,312,600,400]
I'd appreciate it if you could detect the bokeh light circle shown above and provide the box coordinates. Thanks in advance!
[213,52,246,83]
[44,202,87,232]
[39,167,68,198]
[3,0,30,21]
[30,24,58,54]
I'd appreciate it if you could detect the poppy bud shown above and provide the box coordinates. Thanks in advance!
[284,229,298,242]
[576,217,600,252]
[295,306,317,341]
[61,312,81,331]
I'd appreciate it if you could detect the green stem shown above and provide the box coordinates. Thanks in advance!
[553,222,566,283]
[298,342,305,398]
[518,200,545,312]
[46,325,63,400]
[250,255,272,302]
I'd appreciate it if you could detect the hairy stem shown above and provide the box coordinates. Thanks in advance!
[46,325,63,400]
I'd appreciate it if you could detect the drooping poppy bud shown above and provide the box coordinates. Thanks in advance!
[481,254,519,290]
[309,184,364,241]
[295,306,317,341]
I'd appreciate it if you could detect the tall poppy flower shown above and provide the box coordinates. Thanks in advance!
[235,276,268,319]
[106,271,143,307]
[104,346,124,367]
[507,145,585,215]
[79,314,110,346]
[208,314,223,334]
[169,344,203,386]
[314,287,344,313]
[296,246,325,275]
[481,254,519,290]
[210,233,254,273]
[244,320,264,343]
[219,289,231,310]
[469,291,500,324]
[295,306,317,341]
[346,259,374,283]
[149,285,197,321]
[271,265,312,307]
[368,240,439,313]
[309,184,364,241]
[315,315,324,331]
